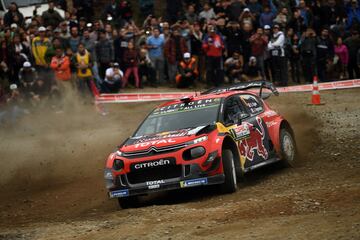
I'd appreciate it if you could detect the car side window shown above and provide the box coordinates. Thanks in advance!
[240,94,264,115]
[223,96,249,125]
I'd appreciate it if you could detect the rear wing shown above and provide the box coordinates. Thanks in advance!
[201,81,279,99]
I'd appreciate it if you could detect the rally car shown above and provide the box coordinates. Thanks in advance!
[104,81,297,208]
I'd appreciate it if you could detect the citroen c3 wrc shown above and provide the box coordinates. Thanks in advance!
[104,82,297,208]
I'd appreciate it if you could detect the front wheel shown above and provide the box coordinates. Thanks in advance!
[280,128,297,167]
[221,149,238,193]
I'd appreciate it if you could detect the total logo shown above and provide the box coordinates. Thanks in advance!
[146,180,165,190]
[134,139,176,148]
[134,159,171,169]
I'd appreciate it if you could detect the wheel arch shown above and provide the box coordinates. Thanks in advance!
[269,119,296,155]
[221,135,242,174]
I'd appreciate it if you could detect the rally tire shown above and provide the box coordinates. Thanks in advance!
[118,196,139,209]
[221,149,238,193]
[280,128,297,167]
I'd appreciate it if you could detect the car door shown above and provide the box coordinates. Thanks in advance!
[238,94,271,169]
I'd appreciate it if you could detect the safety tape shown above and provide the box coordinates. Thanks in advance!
[95,92,198,103]
[95,79,360,104]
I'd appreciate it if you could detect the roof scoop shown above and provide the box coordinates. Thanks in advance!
[180,96,194,103]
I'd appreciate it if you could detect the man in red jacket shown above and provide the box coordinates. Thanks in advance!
[202,25,225,87]
[50,47,72,104]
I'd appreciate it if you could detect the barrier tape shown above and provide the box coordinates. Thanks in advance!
[95,79,360,104]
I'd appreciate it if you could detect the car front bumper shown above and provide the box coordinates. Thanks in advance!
[108,174,225,198]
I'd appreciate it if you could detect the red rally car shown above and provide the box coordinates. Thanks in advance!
[104,82,297,208]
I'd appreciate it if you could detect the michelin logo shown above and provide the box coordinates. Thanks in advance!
[110,189,129,198]
[180,178,208,188]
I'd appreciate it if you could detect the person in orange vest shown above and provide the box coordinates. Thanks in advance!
[50,47,71,97]
[175,52,198,88]
[75,43,94,97]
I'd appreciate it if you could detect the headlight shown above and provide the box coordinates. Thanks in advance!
[186,136,208,146]
[183,146,206,160]
[116,150,123,157]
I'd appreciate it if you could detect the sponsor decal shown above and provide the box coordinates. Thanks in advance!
[266,120,277,128]
[239,117,269,161]
[110,189,129,198]
[180,178,208,188]
[134,139,176,148]
[152,98,220,116]
[134,159,171,169]
[146,180,165,190]
[264,110,277,118]
[230,124,251,140]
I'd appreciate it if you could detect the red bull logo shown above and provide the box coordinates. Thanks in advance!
[239,117,268,161]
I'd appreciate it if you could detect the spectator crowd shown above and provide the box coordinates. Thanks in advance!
[1,0,360,123]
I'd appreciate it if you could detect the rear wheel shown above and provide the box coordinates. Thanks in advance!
[221,149,237,193]
[117,196,139,209]
[280,128,297,167]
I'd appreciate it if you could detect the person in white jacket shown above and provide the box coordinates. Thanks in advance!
[268,24,288,86]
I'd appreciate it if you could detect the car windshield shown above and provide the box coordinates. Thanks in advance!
[3,0,47,8]
[134,98,221,137]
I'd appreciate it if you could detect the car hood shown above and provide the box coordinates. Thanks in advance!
[120,126,209,152]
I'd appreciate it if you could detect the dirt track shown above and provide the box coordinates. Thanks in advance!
[0,88,359,240]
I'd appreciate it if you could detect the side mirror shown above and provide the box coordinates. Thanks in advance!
[237,117,242,125]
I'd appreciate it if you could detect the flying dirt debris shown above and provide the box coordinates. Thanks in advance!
[0,89,360,240]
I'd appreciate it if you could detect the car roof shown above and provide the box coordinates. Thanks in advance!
[157,90,257,108]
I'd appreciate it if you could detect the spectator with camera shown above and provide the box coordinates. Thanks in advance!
[202,24,225,87]
[250,27,268,78]
[138,47,156,87]
[146,28,165,84]
[122,41,141,88]
[268,24,288,86]
[103,63,123,93]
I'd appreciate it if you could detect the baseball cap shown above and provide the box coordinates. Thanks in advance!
[54,28,61,33]
[38,26,46,32]
[243,8,250,12]
[250,56,257,62]
[10,84,18,90]
[10,23,17,29]
[264,25,271,30]
[113,62,120,67]
[184,52,191,59]
[23,61,31,68]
